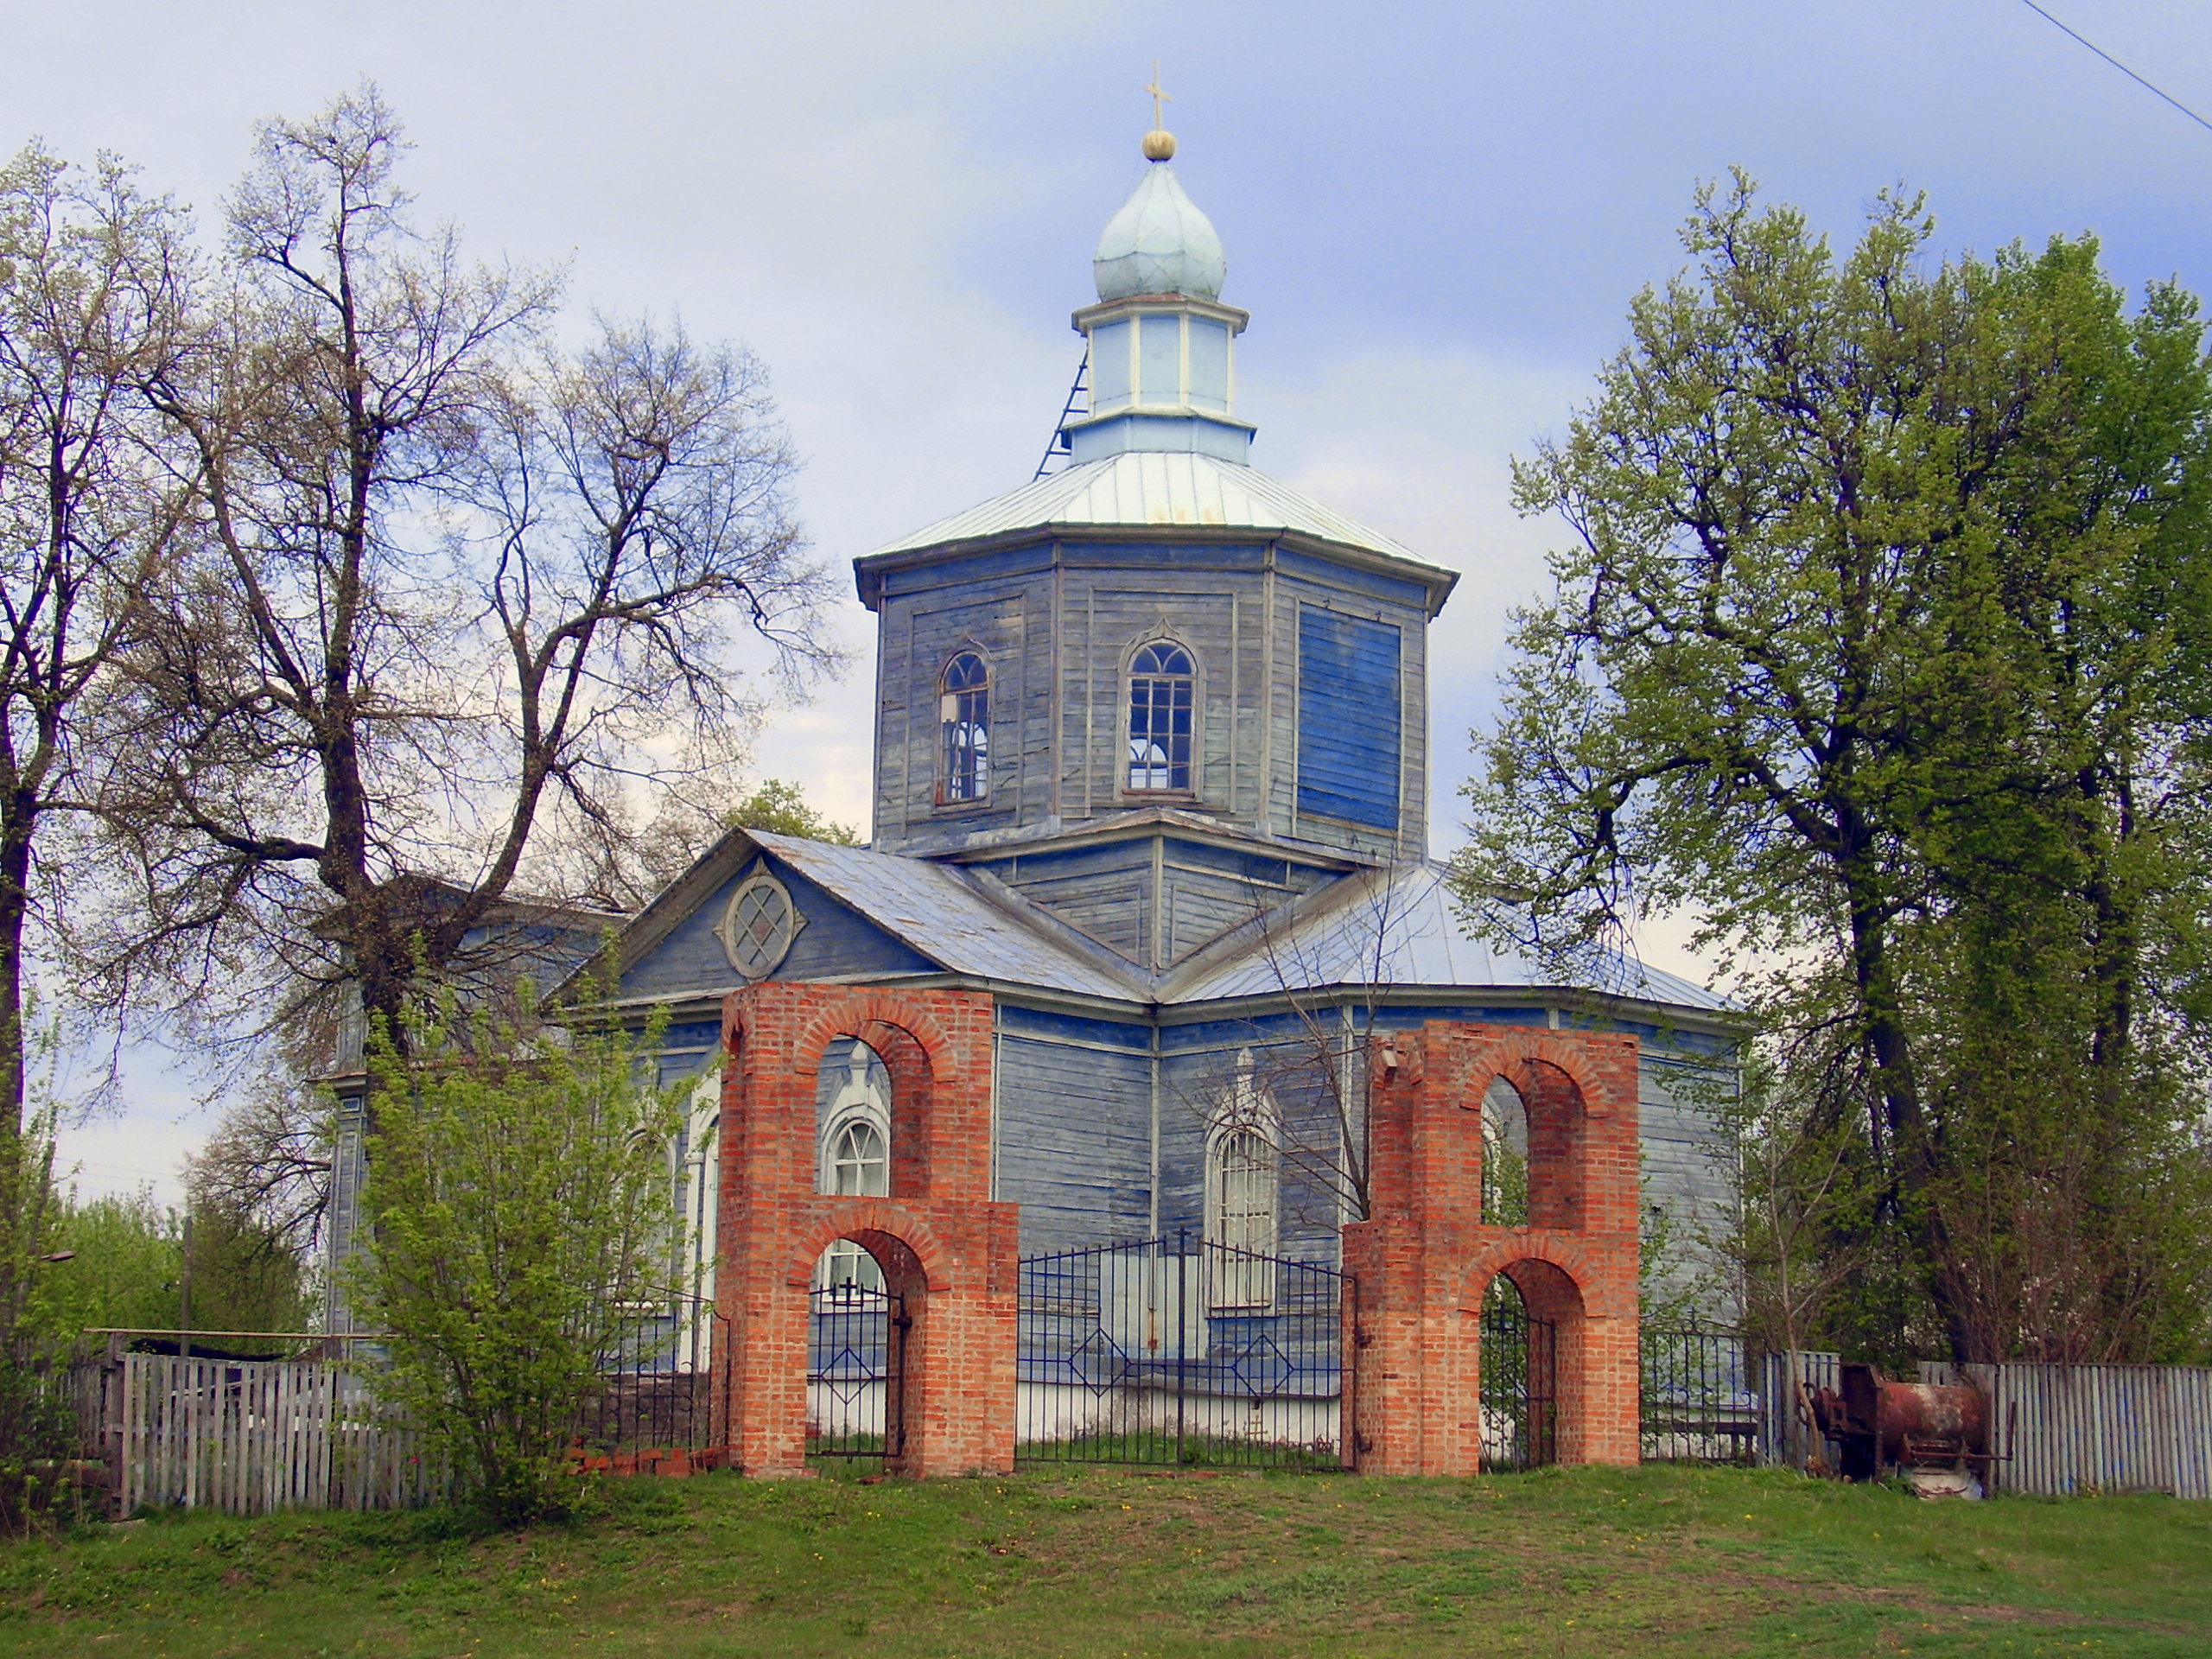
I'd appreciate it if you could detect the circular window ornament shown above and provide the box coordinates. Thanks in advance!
[719,871,797,979]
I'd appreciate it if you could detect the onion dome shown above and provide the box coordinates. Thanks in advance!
[1092,154,1227,303]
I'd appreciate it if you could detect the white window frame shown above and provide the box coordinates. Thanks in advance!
[1204,1048,1278,1309]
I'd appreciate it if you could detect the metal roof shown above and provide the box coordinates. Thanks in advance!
[748,831,1141,1001]
[1169,862,1735,1013]
[861,452,1433,565]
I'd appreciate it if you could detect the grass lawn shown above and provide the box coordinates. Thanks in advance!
[1,1462,2207,1657]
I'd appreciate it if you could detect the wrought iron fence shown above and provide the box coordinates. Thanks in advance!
[572,1294,731,1470]
[808,1285,906,1466]
[1640,1325,1757,1464]
[1478,1299,1557,1469]
[1015,1232,1350,1470]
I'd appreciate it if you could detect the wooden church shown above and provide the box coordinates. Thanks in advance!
[329,118,1740,1473]
[591,131,1738,1317]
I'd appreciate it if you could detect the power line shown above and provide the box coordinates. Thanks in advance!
[2015,0,2212,137]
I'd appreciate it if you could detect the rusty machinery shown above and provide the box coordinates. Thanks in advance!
[1802,1362,2014,1494]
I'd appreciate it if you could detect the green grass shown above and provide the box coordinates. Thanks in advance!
[1,1463,2207,1656]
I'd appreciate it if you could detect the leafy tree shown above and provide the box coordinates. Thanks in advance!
[25,1188,309,1347]
[1461,171,2212,1363]
[28,1190,176,1336]
[79,82,837,1067]
[725,778,861,845]
[0,142,192,1332]
[345,975,691,1525]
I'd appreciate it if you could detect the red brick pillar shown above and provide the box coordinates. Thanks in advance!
[1347,1024,1642,1473]
[715,985,1020,1478]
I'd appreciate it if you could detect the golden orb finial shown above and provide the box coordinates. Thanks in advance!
[1142,61,1176,162]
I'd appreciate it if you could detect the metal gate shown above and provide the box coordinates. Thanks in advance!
[806,1286,906,1465]
[1016,1232,1351,1470]
[1479,1299,1557,1469]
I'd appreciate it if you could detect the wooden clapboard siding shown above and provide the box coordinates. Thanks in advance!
[976,836,1344,970]
[116,1355,437,1516]
[994,1013,1154,1255]
[870,532,1438,861]
[878,575,1051,842]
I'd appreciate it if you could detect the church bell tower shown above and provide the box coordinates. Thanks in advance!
[851,103,1459,969]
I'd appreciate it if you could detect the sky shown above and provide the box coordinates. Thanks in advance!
[9,0,2212,1203]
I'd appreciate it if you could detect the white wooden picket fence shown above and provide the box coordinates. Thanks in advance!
[111,1353,441,1516]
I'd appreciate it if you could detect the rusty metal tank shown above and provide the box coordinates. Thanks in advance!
[1805,1362,1992,1482]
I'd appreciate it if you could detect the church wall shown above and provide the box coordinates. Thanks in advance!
[969,835,1342,972]
[868,536,1441,864]
[1264,563,1431,861]
[972,838,1155,960]
[992,1007,1155,1255]
[1053,553,1257,829]
[1157,1028,1350,1264]
[1638,1054,1737,1307]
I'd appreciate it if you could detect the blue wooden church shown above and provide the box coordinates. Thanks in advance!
[574,128,1739,1322]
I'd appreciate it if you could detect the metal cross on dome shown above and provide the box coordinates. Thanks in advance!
[1145,61,1172,129]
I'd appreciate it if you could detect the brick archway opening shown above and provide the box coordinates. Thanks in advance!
[807,1229,925,1471]
[1344,1022,1640,1473]
[1474,1256,1587,1468]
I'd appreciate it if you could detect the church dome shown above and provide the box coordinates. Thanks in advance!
[1092,163,1227,302]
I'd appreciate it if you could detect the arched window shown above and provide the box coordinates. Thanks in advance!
[1127,642,1194,791]
[1205,1049,1277,1307]
[817,1040,892,1293]
[1481,1077,1529,1229]
[941,651,990,802]
[829,1119,887,1196]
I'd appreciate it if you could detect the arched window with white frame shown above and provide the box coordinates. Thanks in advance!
[816,1039,893,1293]
[1127,641,1194,791]
[1205,1048,1278,1308]
[941,650,990,803]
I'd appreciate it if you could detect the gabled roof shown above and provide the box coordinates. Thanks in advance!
[588,825,1731,1023]
[589,823,1145,1006]
[1166,861,1735,1014]
[859,452,1440,571]
[747,832,1142,1000]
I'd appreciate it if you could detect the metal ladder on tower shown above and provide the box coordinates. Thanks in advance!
[1032,352,1090,481]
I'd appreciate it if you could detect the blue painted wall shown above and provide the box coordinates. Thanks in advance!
[1295,606,1402,831]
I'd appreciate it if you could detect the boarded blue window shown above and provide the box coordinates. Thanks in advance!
[1296,607,1401,830]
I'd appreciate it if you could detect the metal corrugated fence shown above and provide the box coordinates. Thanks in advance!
[1922,1361,2212,1500]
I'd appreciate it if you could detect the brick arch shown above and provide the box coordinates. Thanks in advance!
[1345,1021,1641,1473]
[787,990,966,1088]
[788,1200,951,1297]
[1454,1029,1624,1120]
[715,982,1014,1478]
[1457,1232,1608,1314]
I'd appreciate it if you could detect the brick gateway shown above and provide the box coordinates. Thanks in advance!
[715,984,1640,1477]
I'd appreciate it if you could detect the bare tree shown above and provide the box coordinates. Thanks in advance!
[0,143,193,1325]
[183,1060,334,1264]
[76,85,836,1058]
[1170,869,1440,1233]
